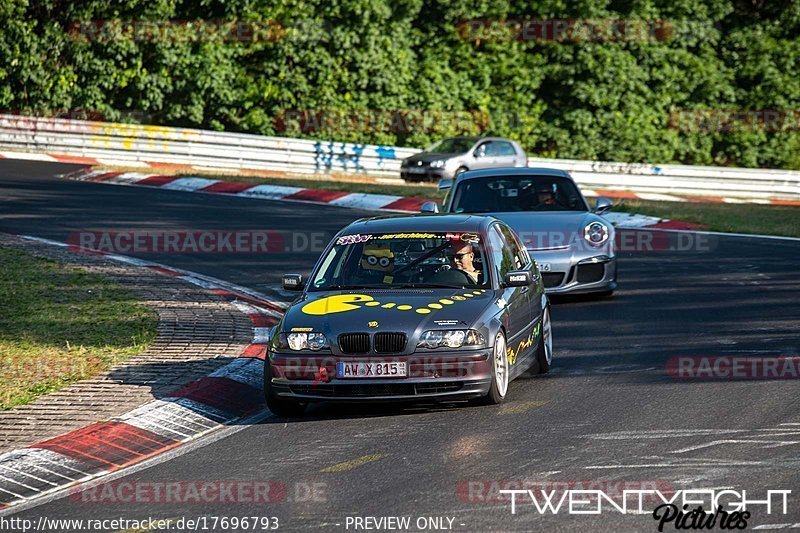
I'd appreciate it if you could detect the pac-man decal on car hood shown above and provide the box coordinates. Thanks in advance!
[301,290,488,316]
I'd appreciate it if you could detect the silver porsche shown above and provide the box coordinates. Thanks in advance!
[422,168,617,296]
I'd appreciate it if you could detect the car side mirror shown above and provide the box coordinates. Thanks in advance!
[474,147,485,158]
[282,274,304,291]
[594,196,613,215]
[503,270,532,288]
[420,201,440,214]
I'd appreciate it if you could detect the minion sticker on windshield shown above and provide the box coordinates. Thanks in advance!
[361,242,395,283]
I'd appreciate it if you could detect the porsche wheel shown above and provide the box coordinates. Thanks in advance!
[481,331,509,404]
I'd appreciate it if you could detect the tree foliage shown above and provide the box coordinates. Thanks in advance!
[1,0,798,168]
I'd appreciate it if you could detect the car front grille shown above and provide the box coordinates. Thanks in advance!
[577,263,605,283]
[374,332,406,353]
[541,272,565,288]
[338,333,370,354]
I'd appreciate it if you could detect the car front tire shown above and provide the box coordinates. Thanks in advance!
[479,331,509,405]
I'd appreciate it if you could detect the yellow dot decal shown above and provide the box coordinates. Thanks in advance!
[428,303,442,309]
[472,291,482,295]
[463,293,474,298]
[480,289,487,293]
[416,308,431,314]
[452,296,465,301]
[439,299,453,305]
[365,301,381,307]
[397,305,412,311]
[382,303,396,308]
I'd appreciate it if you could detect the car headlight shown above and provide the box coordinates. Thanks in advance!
[429,159,445,168]
[279,332,328,351]
[584,222,609,246]
[418,329,485,349]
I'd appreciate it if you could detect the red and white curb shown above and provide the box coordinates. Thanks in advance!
[60,168,704,230]
[63,168,430,213]
[1,147,796,206]
[0,235,288,510]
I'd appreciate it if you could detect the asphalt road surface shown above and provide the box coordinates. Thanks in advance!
[2,160,799,532]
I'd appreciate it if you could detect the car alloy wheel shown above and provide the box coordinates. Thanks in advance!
[493,331,509,398]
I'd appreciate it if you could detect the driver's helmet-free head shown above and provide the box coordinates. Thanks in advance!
[360,242,394,273]
[535,182,556,204]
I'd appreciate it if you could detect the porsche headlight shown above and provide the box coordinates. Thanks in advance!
[584,222,609,246]
[281,332,328,351]
[418,329,485,349]
[429,159,446,168]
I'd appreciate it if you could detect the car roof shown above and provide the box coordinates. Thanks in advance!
[456,167,572,181]
[439,136,518,143]
[342,214,498,235]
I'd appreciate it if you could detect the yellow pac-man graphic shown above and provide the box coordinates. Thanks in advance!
[300,290,488,317]
[368,321,378,328]
[301,294,375,315]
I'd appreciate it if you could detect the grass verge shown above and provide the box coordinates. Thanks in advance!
[0,249,158,410]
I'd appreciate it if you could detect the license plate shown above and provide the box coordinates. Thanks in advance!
[408,167,426,174]
[539,263,552,272]
[336,362,407,378]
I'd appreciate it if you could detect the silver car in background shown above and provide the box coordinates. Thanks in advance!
[423,168,617,296]
[400,136,526,183]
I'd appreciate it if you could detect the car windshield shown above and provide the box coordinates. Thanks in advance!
[451,175,587,213]
[309,232,489,291]
[424,138,477,154]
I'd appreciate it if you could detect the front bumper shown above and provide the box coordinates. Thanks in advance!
[532,250,617,294]
[268,352,492,402]
[400,167,450,182]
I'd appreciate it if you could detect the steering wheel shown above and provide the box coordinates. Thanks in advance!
[429,268,473,286]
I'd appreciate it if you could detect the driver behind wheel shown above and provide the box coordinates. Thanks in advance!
[449,241,481,283]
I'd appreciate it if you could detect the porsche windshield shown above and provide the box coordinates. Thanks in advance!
[451,175,587,213]
[309,232,489,291]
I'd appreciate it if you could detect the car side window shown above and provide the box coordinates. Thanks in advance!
[498,142,516,156]
[497,224,527,270]
[488,225,522,279]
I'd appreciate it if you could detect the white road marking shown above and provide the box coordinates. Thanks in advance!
[671,439,800,454]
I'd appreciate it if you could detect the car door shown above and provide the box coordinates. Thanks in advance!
[496,223,541,370]
[487,224,532,359]
[471,141,497,170]
[493,141,518,167]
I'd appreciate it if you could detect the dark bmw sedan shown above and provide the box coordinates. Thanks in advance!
[265,214,553,416]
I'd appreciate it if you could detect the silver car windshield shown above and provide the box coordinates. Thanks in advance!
[424,138,477,154]
[309,232,489,291]
[452,176,587,213]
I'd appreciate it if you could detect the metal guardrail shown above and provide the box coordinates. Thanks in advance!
[0,114,417,176]
[1,114,799,200]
